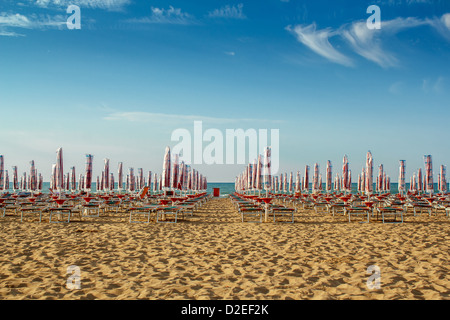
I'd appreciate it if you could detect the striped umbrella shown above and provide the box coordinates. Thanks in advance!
[295,171,301,193]
[55,148,64,193]
[377,164,384,194]
[38,173,43,190]
[137,168,144,190]
[398,160,406,194]
[342,155,349,193]
[126,175,129,191]
[417,168,423,193]
[439,165,447,194]
[255,155,262,193]
[334,173,340,192]
[110,173,114,191]
[29,160,36,191]
[171,154,179,190]
[283,172,287,193]
[162,146,171,190]
[129,168,135,192]
[104,159,110,191]
[357,174,361,193]
[263,147,272,195]
[347,170,351,193]
[303,165,310,193]
[288,172,293,194]
[51,164,57,190]
[23,172,27,191]
[78,174,83,191]
[313,163,319,193]
[12,166,18,191]
[4,170,9,190]
[365,151,373,196]
[84,154,94,191]
[118,162,123,191]
[326,161,332,193]
[424,155,433,195]
[0,155,3,191]
[252,159,257,190]
[247,164,253,191]
[70,167,76,191]
[383,171,387,192]
[153,173,158,193]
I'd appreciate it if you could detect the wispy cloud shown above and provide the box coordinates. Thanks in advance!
[32,0,131,11]
[127,6,197,25]
[104,111,282,124]
[422,76,445,93]
[286,23,354,67]
[340,17,426,68]
[208,3,246,19]
[224,51,235,56]
[0,12,66,36]
[287,13,450,68]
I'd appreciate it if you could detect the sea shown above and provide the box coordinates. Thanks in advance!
[5,182,442,196]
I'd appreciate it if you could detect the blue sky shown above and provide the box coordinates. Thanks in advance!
[1,0,450,182]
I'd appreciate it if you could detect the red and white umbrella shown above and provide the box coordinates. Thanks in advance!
[417,168,423,193]
[439,165,447,193]
[0,155,3,191]
[110,173,114,191]
[398,160,406,194]
[104,158,110,191]
[377,164,383,194]
[70,166,76,191]
[424,155,433,195]
[84,154,94,191]
[296,171,301,193]
[255,155,262,193]
[118,162,123,191]
[313,163,319,193]
[365,151,373,196]
[263,147,272,195]
[129,168,135,192]
[303,165,310,193]
[342,155,349,193]
[162,146,171,190]
[55,147,64,193]
[288,172,293,194]
[326,160,332,193]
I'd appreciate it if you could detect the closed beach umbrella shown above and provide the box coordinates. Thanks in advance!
[171,154,179,190]
[255,155,262,193]
[153,173,158,193]
[70,167,76,191]
[4,170,9,190]
[365,151,373,196]
[84,154,94,191]
[439,165,447,193]
[55,147,64,193]
[342,155,349,194]
[288,172,293,194]
[424,155,433,195]
[0,155,3,191]
[118,162,123,191]
[303,165,310,193]
[12,166,18,191]
[162,146,171,190]
[417,168,423,193]
[104,159,110,191]
[263,147,272,195]
[313,163,319,193]
[398,160,406,194]
[295,171,301,193]
[326,161,332,193]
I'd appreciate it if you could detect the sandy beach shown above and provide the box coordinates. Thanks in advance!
[0,197,448,300]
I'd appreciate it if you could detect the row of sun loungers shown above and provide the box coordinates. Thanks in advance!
[0,191,212,224]
[234,191,449,223]
[230,193,295,223]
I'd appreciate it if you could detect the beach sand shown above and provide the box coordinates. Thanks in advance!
[0,197,449,300]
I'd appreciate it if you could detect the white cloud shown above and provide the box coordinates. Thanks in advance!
[341,17,426,68]
[208,3,246,19]
[422,76,445,93]
[0,12,66,36]
[103,111,282,124]
[127,6,196,25]
[32,0,131,11]
[286,23,354,67]
[288,14,449,68]
[225,51,235,56]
